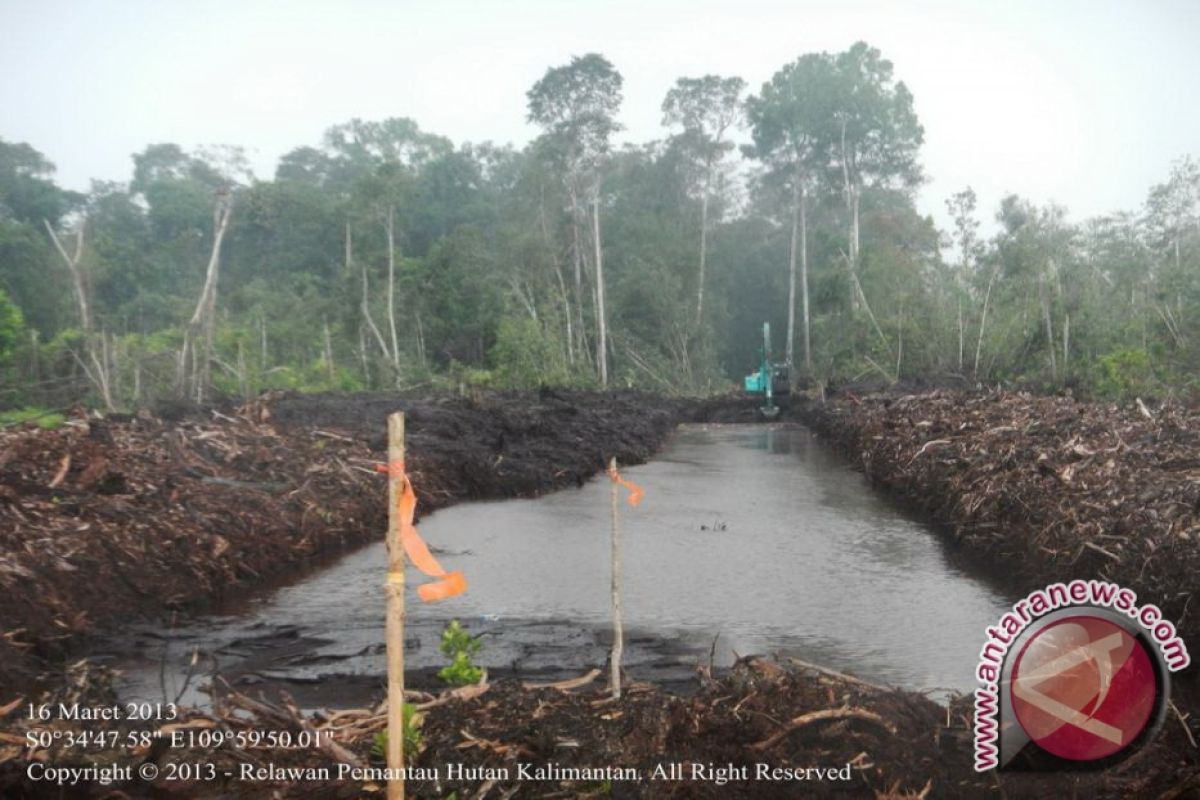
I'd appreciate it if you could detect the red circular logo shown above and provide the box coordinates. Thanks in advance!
[1011,616,1157,761]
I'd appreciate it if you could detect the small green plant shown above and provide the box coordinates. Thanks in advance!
[0,407,65,429]
[437,619,484,686]
[370,703,423,759]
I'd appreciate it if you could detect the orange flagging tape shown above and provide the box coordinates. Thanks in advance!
[376,460,467,602]
[608,464,644,506]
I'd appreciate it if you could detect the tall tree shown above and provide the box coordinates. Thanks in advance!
[527,53,623,385]
[662,75,745,327]
[746,55,833,373]
[946,187,981,372]
[828,42,924,317]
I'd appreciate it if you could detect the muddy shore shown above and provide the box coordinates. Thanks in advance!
[793,389,1200,648]
[0,390,682,696]
[1,388,1199,798]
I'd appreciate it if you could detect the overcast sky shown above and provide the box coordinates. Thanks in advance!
[3,0,1198,234]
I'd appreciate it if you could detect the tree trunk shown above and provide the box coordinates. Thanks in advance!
[44,219,90,333]
[1039,272,1057,380]
[786,178,798,369]
[356,220,390,361]
[957,297,964,372]
[385,206,401,370]
[177,191,233,401]
[592,191,608,388]
[839,118,861,312]
[539,186,574,365]
[974,264,1000,378]
[568,169,586,363]
[696,168,711,327]
[414,309,427,368]
[800,182,811,374]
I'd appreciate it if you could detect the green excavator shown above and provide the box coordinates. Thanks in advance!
[743,322,791,419]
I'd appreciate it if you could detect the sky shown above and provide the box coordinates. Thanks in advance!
[2,0,1198,235]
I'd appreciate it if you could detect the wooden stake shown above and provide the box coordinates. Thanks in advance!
[608,457,623,700]
[386,412,406,800]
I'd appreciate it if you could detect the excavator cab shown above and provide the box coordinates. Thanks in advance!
[743,322,790,418]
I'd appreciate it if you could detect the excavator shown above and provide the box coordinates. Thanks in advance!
[742,322,790,419]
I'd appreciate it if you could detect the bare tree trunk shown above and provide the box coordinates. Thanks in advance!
[800,182,811,374]
[44,218,90,333]
[414,310,427,368]
[568,168,586,363]
[177,191,233,401]
[1039,271,1057,380]
[957,297,964,372]
[358,325,371,385]
[786,178,798,369]
[839,118,861,312]
[538,186,574,366]
[385,206,401,370]
[696,168,711,327]
[357,219,390,361]
[592,191,608,388]
[974,264,1000,378]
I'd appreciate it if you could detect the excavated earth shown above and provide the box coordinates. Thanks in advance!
[0,388,1197,799]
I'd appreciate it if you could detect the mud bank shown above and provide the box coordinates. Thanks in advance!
[794,389,1200,648]
[0,391,681,697]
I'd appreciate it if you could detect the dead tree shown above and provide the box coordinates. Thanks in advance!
[45,215,116,410]
[177,188,234,402]
[44,218,90,333]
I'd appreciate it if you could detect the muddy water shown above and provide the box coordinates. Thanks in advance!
[102,424,1010,708]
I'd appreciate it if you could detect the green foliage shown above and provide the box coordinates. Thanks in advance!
[369,703,423,759]
[1095,349,1156,399]
[0,407,64,429]
[437,619,484,687]
[490,316,568,388]
[0,288,24,363]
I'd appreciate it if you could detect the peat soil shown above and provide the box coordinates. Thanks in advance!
[2,388,1200,798]
[0,390,681,697]
[792,389,1200,648]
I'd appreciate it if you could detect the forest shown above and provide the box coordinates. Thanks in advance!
[2,41,1198,412]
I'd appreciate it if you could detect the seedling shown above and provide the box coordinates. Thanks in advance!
[437,619,484,686]
[371,703,423,759]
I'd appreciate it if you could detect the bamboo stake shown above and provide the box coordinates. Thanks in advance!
[608,456,623,700]
[386,412,406,800]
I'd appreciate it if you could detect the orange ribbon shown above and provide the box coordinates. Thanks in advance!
[376,461,467,602]
[607,464,644,507]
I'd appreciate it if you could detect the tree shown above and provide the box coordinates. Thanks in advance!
[527,53,624,385]
[746,55,834,374]
[662,75,745,327]
[946,187,981,372]
[177,187,234,401]
[827,42,924,319]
